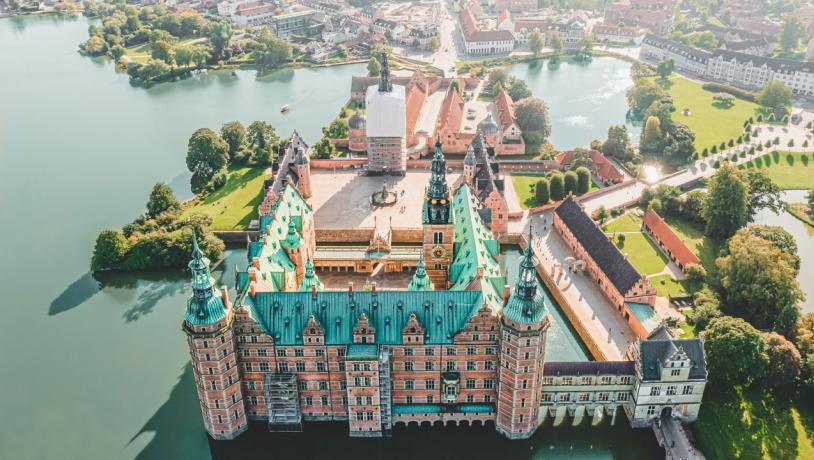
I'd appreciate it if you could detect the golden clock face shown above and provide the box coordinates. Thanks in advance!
[432,245,447,259]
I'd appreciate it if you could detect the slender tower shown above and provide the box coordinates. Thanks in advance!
[422,137,454,289]
[497,227,550,439]
[183,234,247,440]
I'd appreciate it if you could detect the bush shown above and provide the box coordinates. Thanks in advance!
[701,82,757,102]
[702,148,709,157]
[549,173,565,201]
[575,166,591,195]
[91,229,131,271]
[711,145,718,153]
[535,178,550,204]
[564,170,578,196]
[212,170,227,189]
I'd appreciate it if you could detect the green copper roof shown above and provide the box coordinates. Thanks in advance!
[185,232,227,325]
[449,185,504,312]
[298,258,323,292]
[408,256,434,291]
[244,290,484,346]
[241,184,312,292]
[346,344,379,359]
[503,228,548,324]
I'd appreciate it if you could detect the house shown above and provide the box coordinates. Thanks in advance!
[553,196,657,339]
[459,5,515,55]
[555,150,624,185]
[604,0,675,36]
[592,22,644,45]
[493,90,524,155]
[641,209,700,273]
[462,134,510,233]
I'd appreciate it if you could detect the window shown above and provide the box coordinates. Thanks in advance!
[406,395,413,403]
[467,347,477,355]
[294,348,304,357]
[578,393,590,402]
[342,396,348,406]
[620,376,631,385]
[316,349,325,357]
[305,396,313,406]
[600,376,612,385]
[296,362,306,372]
[366,412,374,421]
[682,385,694,395]
[364,363,371,371]
[247,381,256,391]
[278,362,289,372]
[364,377,371,386]
[466,379,476,389]
[486,347,495,355]
[559,393,570,402]
[340,380,347,390]
[366,396,372,405]
[355,412,364,421]
[483,379,494,389]
[316,362,326,372]
[425,361,434,371]
[446,361,456,371]
[522,380,528,389]
[561,377,573,385]
[425,379,435,390]
[427,395,434,403]
[339,362,346,372]
[581,376,592,385]
[542,377,553,385]
[319,381,329,391]
[617,392,628,401]
[484,361,494,370]
[214,399,220,409]
[524,352,530,360]
[647,406,656,416]
[404,348,414,356]
[598,393,609,401]
[405,380,414,390]
[426,348,435,356]
[405,361,414,371]
[210,380,217,391]
[208,367,214,375]
[353,363,360,371]
[299,381,308,391]
[467,361,476,371]
[650,386,661,396]
[321,396,328,405]
[276,349,287,357]
[232,394,237,404]
[258,348,267,357]
[354,377,361,386]
[671,369,681,376]
[447,348,457,356]
[466,395,474,403]
[355,396,363,405]
[338,348,346,357]
[250,396,258,405]
[434,232,444,244]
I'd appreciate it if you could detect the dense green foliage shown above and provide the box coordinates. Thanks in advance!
[563,170,578,196]
[515,97,552,141]
[703,164,749,240]
[146,182,181,218]
[704,316,769,386]
[575,167,590,195]
[549,173,564,201]
[186,128,229,193]
[535,178,550,204]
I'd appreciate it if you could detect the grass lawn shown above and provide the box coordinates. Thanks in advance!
[612,232,668,275]
[661,214,721,271]
[739,151,814,190]
[653,76,759,153]
[182,165,269,230]
[696,386,814,460]
[648,274,689,297]
[602,213,642,233]
[510,174,598,208]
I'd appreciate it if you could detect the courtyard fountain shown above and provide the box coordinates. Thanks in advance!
[370,182,398,207]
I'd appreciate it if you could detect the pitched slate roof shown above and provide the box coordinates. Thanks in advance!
[554,196,642,295]
[640,339,707,381]
[244,290,484,345]
[643,34,711,63]
[543,361,635,376]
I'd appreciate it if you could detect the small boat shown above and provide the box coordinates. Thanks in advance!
[280,104,290,113]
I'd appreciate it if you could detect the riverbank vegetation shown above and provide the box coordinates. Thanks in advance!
[181,166,269,230]
[91,183,224,272]
[78,2,294,85]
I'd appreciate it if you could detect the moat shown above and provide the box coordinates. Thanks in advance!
[1,15,668,460]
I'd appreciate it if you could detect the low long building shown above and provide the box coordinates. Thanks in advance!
[459,5,514,55]
[641,34,814,97]
[553,196,658,339]
[642,209,700,273]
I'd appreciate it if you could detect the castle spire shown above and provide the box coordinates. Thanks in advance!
[408,253,434,291]
[424,137,451,225]
[378,51,391,93]
[516,225,537,299]
[298,257,323,292]
[189,231,214,303]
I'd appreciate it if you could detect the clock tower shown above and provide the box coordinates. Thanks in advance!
[422,137,454,289]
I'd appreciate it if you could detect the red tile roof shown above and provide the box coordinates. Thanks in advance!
[642,209,701,269]
[590,150,624,182]
[494,90,515,132]
[437,85,465,134]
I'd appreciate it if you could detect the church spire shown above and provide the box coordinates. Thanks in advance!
[378,51,391,93]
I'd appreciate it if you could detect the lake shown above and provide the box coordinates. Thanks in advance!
[508,57,640,151]
[0,15,660,459]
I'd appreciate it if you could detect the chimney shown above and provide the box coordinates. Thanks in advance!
[348,282,354,295]
[249,282,257,298]
[253,257,261,269]
[502,284,511,304]
[248,267,257,282]
[221,286,231,308]
[371,282,377,293]
[266,225,272,236]
[263,235,270,245]
[311,283,317,299]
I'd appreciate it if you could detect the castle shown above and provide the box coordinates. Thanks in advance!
[182,136,707,441]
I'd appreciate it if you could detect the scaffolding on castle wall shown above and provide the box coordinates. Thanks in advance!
[379,348,393,437]
[264,373,303,432]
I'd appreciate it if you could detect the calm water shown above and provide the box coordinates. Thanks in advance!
[754,190,814,313]
[508,57,640,151]
[0,15,660,459]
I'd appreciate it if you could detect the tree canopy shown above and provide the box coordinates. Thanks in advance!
[703,316,769,386]
[529,31,543,56]
[703,164,749,240]
[220,121,246,159]
[186,128,228,193]
[514,97,552,138]
[764,332,802,387]
[146,182,181,218]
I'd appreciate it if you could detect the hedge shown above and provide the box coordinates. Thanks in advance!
[701,82,757,102]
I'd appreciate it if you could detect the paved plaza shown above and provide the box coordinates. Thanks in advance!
[311,169,461,229]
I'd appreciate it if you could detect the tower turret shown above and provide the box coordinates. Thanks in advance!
[183,233,247,440]
[407,254,434,291]
[281,219,306,287]
[378,51,391,93]
[496,227,549,439]
[422,138,454,289]
[298,257,323,292]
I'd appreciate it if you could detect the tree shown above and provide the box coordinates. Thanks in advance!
[716,230,803,331]
[602,125,632,159]
[564,170,578,196]
[690,287,721,331]
[713,92,735,107]
[110,44,126,62]
[797,313,814,357]
[247,120,278,151]
[428,37,439,51]
[626,79,665,113]
[506,77,532,101]
[186,128,228,193]
[656,59,675,79]
[757,81,792,115]
[703,164,749,239]
[220,121,246,160]
[91,229,131,271]
[151,39,175,65]
[179,10,206,36]
[488,68,509,91]
[703,316,768,385]
[207,19,233,60]
[641,116,663,152]
[174,46,193,67]
[367,56,381,76]
[780,14,805,51]
[743,224,799,269]
[763,332,802,387]
[575,167,591,195]
[514,98,551,138]
[664,122,696,161]
[146,182,181,218]
[594,205,608,225]
[808,187,814,209]
[550,32,563,54]
[535,178,550,204]
[312,137,336,159]
[744,169,784,221]
[252,28,292,73]
[549,173,565,201]
[191,44,211,68]
[685,263,707,288]
[323,119,348,139]
[529,31,543,56]
[82,36,108,56]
